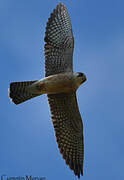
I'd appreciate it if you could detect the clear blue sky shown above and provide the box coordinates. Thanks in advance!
[0,0,124,179]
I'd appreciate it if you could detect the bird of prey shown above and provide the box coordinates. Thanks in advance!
[9,3,87,178]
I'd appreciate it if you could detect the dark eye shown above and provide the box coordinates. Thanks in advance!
[77,72,83,77]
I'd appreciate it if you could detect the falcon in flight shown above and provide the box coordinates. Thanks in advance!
[9,3,87,178]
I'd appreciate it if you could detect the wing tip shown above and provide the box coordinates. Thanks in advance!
[58,144,84,178]
[44,2,67,43]
[57,2,66,8]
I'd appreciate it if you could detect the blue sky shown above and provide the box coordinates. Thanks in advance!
[0,0,124,179]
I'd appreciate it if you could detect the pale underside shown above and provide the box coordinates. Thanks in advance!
[44,3,84,178]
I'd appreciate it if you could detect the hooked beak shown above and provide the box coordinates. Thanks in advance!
[82,73,87,83]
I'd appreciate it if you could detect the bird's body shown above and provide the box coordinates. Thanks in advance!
[29,72,86,95]
[9,3,87,178]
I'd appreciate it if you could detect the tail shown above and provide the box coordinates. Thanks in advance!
[9,80,40,105]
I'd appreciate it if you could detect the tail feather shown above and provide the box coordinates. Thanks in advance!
[9,80,39,105]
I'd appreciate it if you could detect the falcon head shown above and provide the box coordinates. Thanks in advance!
[75,72,87,85]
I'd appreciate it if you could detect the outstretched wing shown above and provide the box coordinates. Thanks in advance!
[48,93,84,178]
[44,3,74,77]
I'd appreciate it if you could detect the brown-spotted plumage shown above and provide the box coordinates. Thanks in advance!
[48,93,84,178]
[44,3,74,76]
[44,3,85,178]
[9,3,86,178]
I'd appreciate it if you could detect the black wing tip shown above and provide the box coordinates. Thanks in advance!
[71,163,83,178]
[57,2,66,8]
[44,2,67,43]
[73,163,83,178]
[56,140,83,178]
[58,148,83,178]
[56,2,67,14]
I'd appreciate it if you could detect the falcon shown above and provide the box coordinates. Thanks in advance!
[9,3,87,178]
